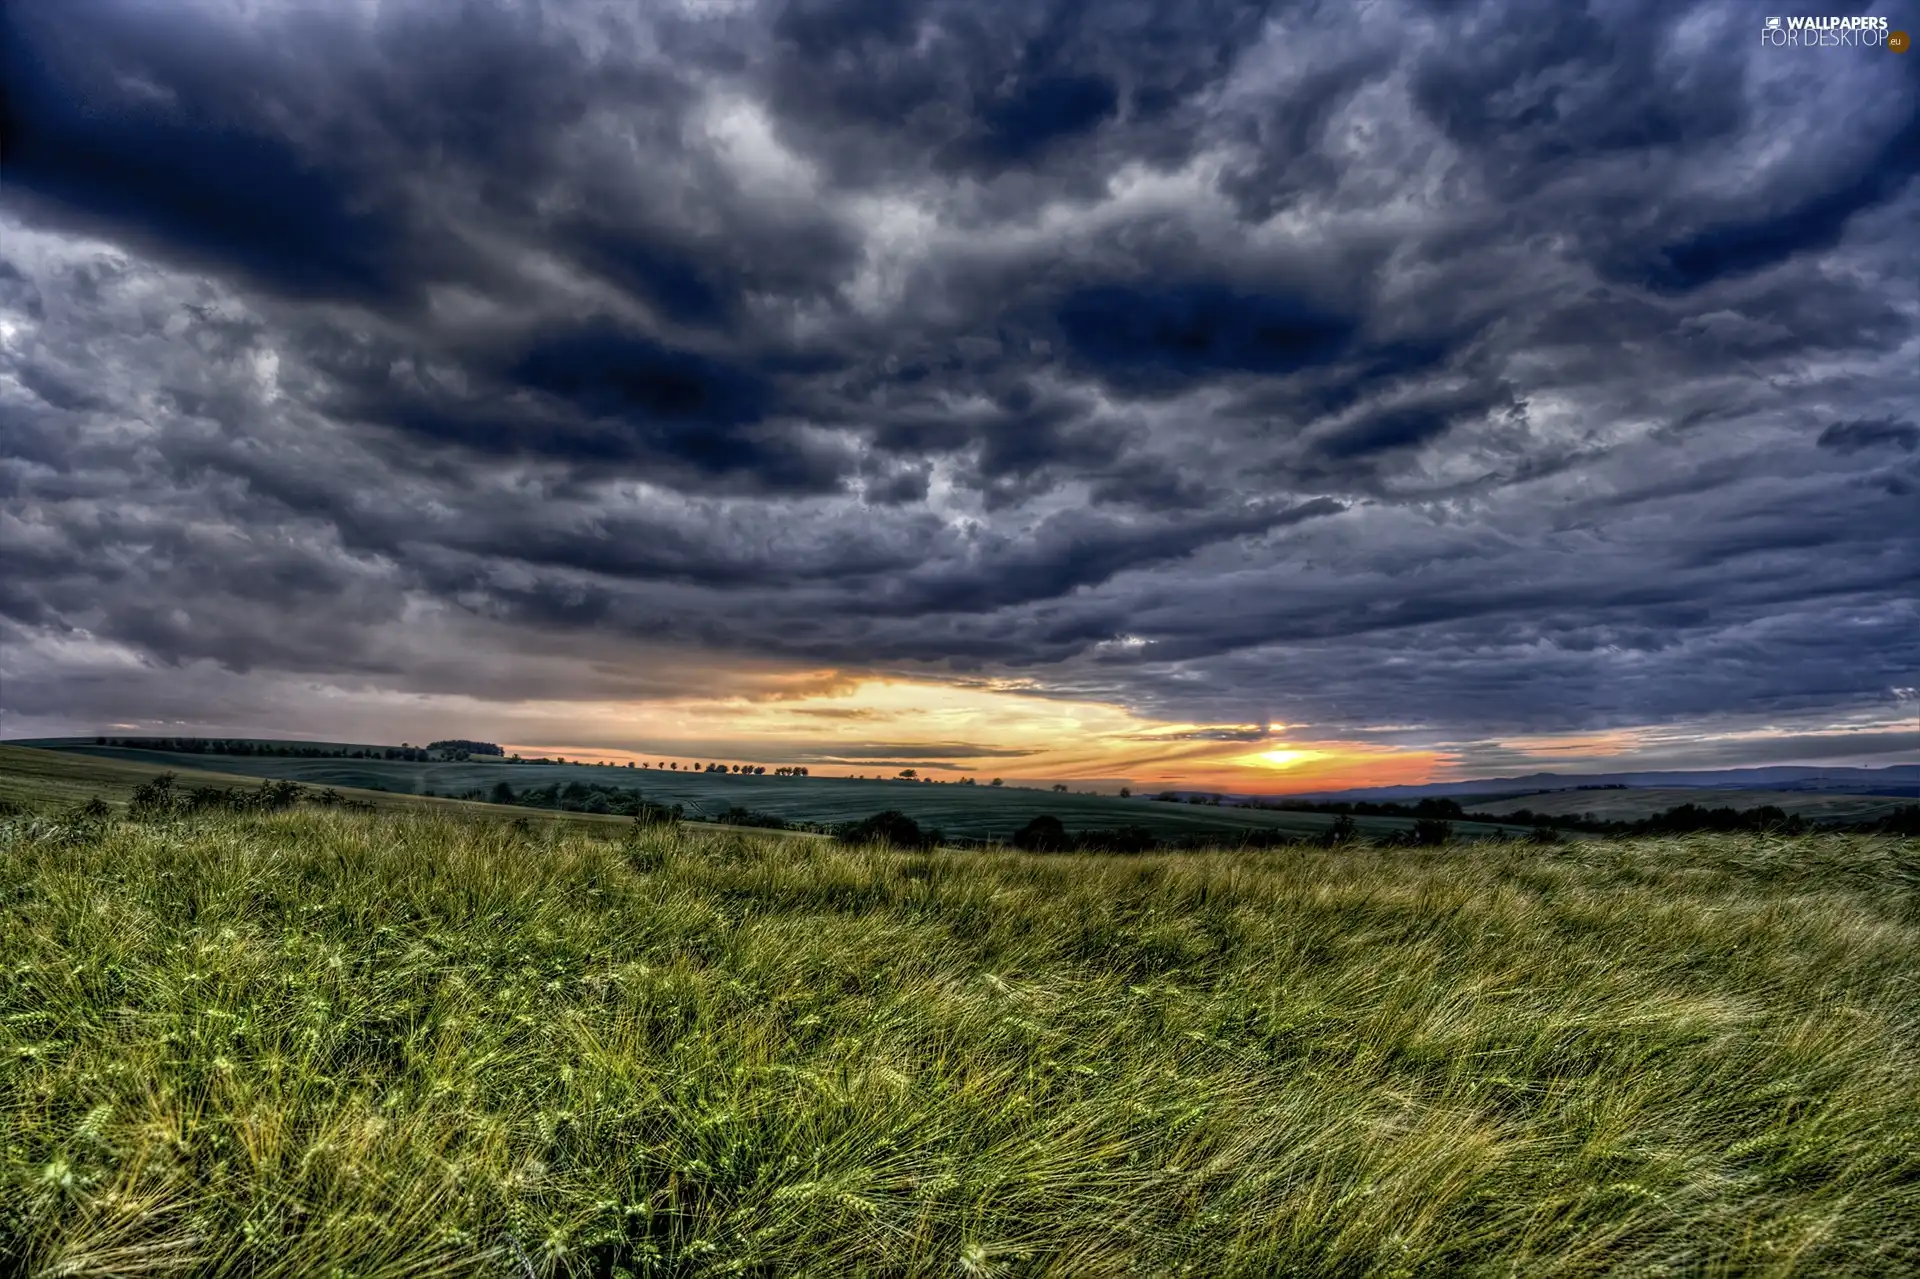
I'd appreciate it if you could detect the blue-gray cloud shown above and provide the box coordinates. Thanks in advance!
[2,0,1916,762]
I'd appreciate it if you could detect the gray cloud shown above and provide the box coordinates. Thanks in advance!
[2,0,1916,770]
[1818,417,1920,454]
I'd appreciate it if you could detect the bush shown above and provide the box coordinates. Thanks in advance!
[127,772,185,819]
[1074,824,1159,854]
[632,800,683,827]
[1013,814,1071,852]
[70,796,112,823]
[836,810,934,848]
[1871,805,1920,836]
[717,807,790,830]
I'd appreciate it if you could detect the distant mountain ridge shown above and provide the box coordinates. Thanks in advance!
[1234,765,1920,803]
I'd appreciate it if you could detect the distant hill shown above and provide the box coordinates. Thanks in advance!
[4,741,1537,843]
[1143,765,1920,807]
[1273,765,1920,802]
[1459,787,1916,827]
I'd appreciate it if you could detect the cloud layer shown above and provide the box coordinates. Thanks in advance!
[3,0,1916,773]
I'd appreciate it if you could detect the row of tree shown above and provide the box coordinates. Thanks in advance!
[89,737,845,774]
[1207,794,1473,819]
[1470,801,1920,837]
[872,773,1006,784]
[825,811,1467,852]
[1195,792,1920,838]
[99,737,448,762]
[474,780,684,823]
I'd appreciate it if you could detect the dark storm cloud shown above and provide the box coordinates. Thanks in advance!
[2,0,1916,768]
[764,0,1274,184]
[1053,284,1358,392]
[1307,381,1525,464]
[1641,114,1920,293]
[1818,418,1920,454]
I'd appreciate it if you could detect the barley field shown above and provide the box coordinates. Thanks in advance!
[3,806,1916,1277]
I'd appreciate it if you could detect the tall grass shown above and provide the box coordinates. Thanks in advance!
[2,809,1916,1276]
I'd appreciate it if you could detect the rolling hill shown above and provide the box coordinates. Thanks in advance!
[1283,764,1920,802]
[8,741,1535,842]
[0,744,812,839]
[1459,786,1917,826]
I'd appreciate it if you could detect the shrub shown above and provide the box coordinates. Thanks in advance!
[127,772,185,819]
[1013,814,1071,852]
[1075,824,1159,854]
[717,807,790,830]
[1871,805,1920,836]
[71,796,112,823]
[836,810,933,848]
[632,800,683,827]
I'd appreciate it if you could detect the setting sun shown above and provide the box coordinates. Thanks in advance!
[1254,748,1326,770]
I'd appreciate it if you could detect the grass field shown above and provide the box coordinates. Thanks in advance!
[17,743,1533,842]
[2,797,1916,1276]
[1462,787,1918,826]
[0,745,620,830]
[0,745,835,844]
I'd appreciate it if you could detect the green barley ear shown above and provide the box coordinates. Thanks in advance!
[75,1104,114,1145]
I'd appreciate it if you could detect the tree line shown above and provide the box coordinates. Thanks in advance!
[474,780,684,824]
[97,737,442,762]
[823,811,1452,852]
[85,737,829,774]
[1189,791,1919,837]
[1478,801,1920,837]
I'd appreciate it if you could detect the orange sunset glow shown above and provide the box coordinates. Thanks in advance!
[494,676,1446,794]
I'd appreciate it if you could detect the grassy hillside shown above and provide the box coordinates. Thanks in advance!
[1464,786,1917,826]
[0,745,824,841]
[4,806,1918,1275]
[0,744,599,825]
[22,743,1531,841]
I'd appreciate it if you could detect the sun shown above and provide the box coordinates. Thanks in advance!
[1255,748,1325,770]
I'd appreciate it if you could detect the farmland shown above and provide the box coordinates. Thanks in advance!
[3,797,1917,1276]
[16,741,1535,842]
[1461,786,1918,827]
[0,745,822,842]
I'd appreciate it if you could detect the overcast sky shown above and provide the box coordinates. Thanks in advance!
[2,0,1916,790]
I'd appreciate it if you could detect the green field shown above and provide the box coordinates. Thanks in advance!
[3,795,1917,1275]
[1464,786,1918,826]
[0,744,622,827]
[0,745,831,843]
[18,742,1532,842]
